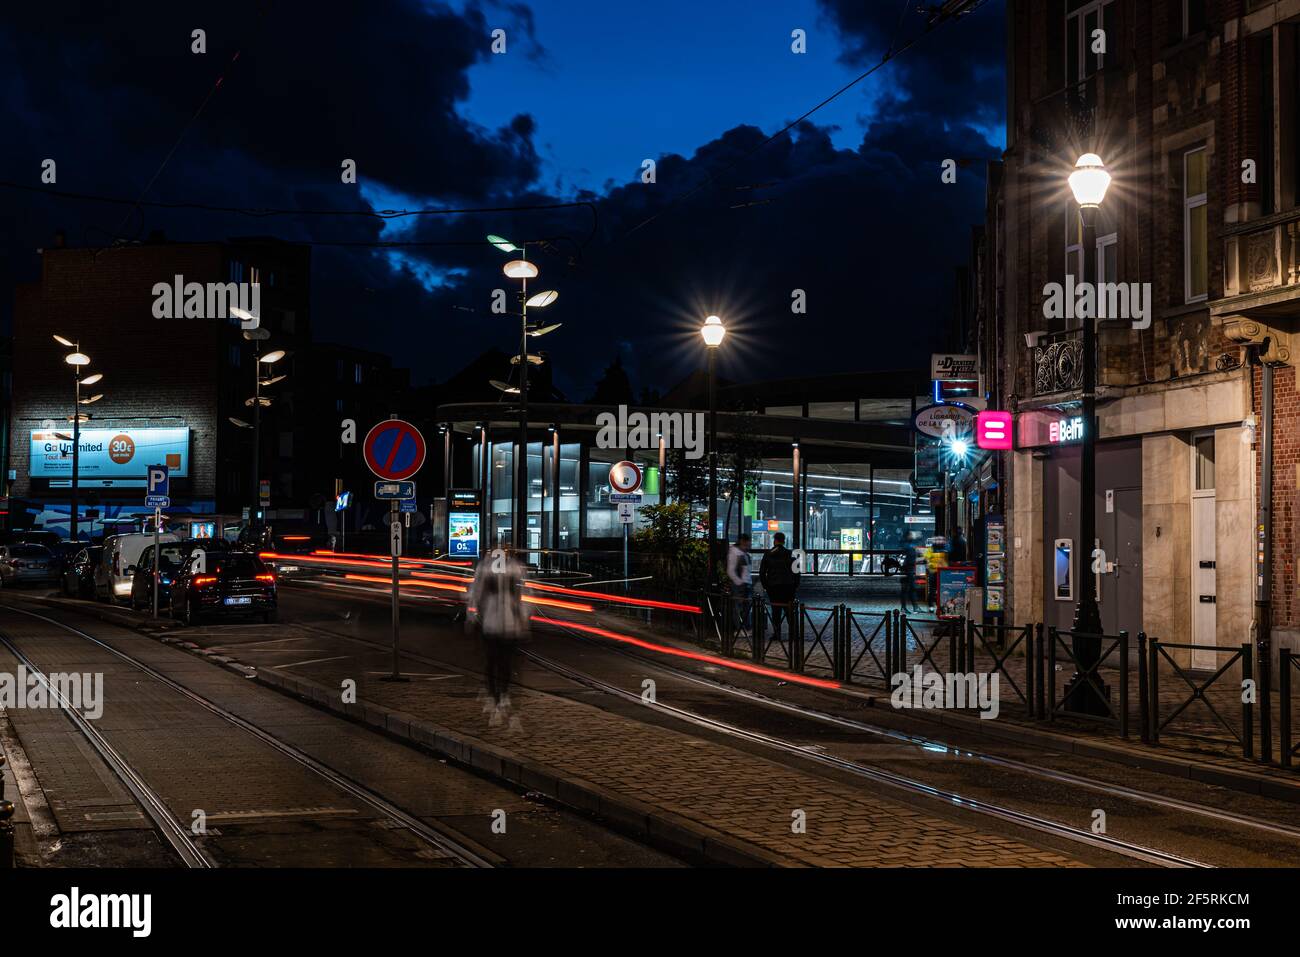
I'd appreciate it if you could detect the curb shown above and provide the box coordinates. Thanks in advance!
[16,594,799,867]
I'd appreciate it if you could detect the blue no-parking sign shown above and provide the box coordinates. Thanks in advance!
[363,420,426,482]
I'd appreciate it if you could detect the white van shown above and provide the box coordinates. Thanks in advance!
[96,532,179,603]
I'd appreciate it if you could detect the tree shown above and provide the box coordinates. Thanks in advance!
[587,356,634,405]
[632,502,708,592]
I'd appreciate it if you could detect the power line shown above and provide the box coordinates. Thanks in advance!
[622,1,979,240]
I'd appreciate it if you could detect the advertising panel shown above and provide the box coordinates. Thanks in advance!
[30,427,189,479]
[447,489,482,559]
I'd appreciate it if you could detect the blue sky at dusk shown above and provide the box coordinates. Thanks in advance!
[2,0,1008,394]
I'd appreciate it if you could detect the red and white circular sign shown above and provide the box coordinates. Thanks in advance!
[608,460,642,494]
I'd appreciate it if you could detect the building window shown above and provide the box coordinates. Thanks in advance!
[354,363,364,385]
[228,344,241,367]
[1184,147,1209,302]
[1194,434,1215,491]
[1066,0,1111,85]
[1181,0,1206,39]
[1097,231,1118,284]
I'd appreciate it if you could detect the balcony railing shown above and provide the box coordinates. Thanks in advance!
[1223,209,1300,299]
[1033,330,1084,397]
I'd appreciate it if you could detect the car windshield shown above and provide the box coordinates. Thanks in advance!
[11,545,52,558]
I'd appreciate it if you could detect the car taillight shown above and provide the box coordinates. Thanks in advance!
[256,573,275,583]
[193,575,217,587]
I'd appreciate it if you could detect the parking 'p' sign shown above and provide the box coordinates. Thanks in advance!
[363,419,427,482]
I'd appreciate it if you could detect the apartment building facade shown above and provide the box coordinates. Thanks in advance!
[987,0,1300,667]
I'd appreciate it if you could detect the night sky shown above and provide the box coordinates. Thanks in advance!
[1,0,1005,397]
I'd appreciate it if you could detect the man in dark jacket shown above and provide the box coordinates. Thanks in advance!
[759,532,801,639]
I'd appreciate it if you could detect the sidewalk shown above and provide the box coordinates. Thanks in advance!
[579,598,1300,804]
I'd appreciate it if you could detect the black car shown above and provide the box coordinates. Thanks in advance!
[62,546,103,599]
[169,550,277,625]
[131,539,229,611]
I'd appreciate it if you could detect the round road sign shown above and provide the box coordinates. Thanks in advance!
[364,419,427,481]
[608,460,642,494]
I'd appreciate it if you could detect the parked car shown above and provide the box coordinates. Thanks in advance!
[96,532,180,604]
[170,550,277,625]
[62,546,103,599]
[13,530,61,550]
[130,539,229,611]
[0,544,60,587]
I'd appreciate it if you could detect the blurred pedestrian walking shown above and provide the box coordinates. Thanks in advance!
[467,545,530,728]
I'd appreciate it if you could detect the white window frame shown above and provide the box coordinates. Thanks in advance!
[1066,0,1110,84]
[1184,147,1209,303]
[1097,231,1118,284]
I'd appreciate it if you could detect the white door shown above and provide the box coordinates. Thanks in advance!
[1190,434,1217,670]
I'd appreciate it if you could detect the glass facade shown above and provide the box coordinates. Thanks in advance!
[468,428,927,551]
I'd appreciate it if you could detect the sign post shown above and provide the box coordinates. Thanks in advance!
[146,465,170,619]
[609,461,643,593]
[389,500,402,680]
[363,419,426,683]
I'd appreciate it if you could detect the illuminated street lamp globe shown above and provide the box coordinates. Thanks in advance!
[700,314,726,348]
[503,259,538,280]
[65,352,91,367]
[1068,152,1111,209]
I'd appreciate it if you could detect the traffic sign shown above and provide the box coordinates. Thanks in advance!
[390,520,403,557]
[617,502,636,524]
[374,480,416,500]
[146,464,169,508]
[259,478,271,507]
[609,492,643,504]
[399,498,417,513]
[364,419,427,482]
[608,460,642,494]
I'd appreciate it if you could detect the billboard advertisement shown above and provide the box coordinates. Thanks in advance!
[29,427,190,479]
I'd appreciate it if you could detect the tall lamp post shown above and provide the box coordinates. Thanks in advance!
[231,321,286,523]
[700,315,726,577]
[53,336,104,542]
[1065,151,1111,714]
[489,235,559,555]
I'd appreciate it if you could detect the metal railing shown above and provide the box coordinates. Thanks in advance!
[968,620,1034,709]
[1281,650,1300,769]
[1045,627,1130,737]
[1147,639,1253,758]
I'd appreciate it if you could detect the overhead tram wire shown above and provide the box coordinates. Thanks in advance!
[621,0,984,240]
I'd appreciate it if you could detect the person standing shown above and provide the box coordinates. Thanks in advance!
[726,533,753,630]
[900,533,921,613]
[760,532,801,640]
[467,545,529,728]
[950,528,969,564]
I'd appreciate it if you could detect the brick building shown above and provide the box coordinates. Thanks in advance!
[980,0,1300,669]
[8,236,311,536]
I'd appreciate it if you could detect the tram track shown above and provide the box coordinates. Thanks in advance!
[0,603,496,868]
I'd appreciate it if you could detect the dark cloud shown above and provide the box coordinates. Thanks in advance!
[1,0,1004,402]
[817,0,1006,147]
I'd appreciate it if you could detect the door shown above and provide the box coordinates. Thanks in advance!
[1100,487,1142,636]
[1191,433,1217,670]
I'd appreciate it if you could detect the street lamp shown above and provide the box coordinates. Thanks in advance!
[54,335,104,543]
[1066,150,1111,715]
[490,234,558,554]
[700,315,726,575]
[242,327,287,521]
